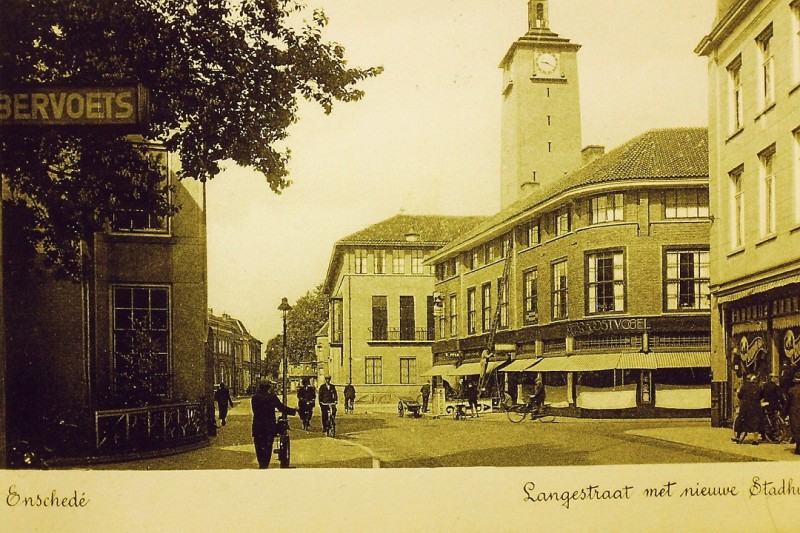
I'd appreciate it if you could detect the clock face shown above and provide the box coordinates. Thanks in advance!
[536,53,558,74]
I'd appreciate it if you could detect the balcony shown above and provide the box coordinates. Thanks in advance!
[368,327,434,343]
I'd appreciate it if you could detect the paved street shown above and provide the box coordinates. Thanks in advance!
[84,400,800,470]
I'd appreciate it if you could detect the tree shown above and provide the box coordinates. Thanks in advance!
[0,0,381,278]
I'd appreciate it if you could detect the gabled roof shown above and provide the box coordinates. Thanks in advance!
[431,127,708,260]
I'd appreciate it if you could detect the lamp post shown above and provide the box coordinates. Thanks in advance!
[278,297,292,404]
[277,297,292,468]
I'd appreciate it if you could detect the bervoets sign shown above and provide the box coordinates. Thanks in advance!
[0,85,149,127]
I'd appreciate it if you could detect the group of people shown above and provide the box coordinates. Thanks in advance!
[733,370,800,453]
[295,376,355,432]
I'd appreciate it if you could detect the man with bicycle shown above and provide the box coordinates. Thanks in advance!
[318,376,338,434]
[251,381,297,469]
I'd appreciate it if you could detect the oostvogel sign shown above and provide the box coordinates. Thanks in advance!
[0,85,149,127]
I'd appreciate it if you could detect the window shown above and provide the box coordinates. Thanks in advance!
[365,357,383,384]
[587,251,625,314]
[523,269,539,325]
[554,206,571,236]
[730,166,745,247]
[400,296,415,341]
[497,277,508,329]
[500,234,511,258]
[449,294,458,337]
[112,148,170,233]
[426,296,436,341]
[471,247,480,270]
[665,250,710,311]
[728,57,743,132]
[519,219,540,248]
[371,296,388,341]
[438,298,447,339]
[552,260,568,320]
[757,25,774,109]
[354,249,367,274]
[374,249,386,274]
[113,286,170,397]
[759,146,776,236]
[467,288,477,335]
[481,282,492,332]
[392,250,405,274]
[665,189,709,219]
[794,2,800,83]
[590,193,623,224]
[411,249,424,274]
[331,299,343,344]
[400,357,417,384]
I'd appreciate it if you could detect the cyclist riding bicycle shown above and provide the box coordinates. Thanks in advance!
[296,378,316,431]
[530,377,546,413]
[344,382,356,414]
[318,376,338,433]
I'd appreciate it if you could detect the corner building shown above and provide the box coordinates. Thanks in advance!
[697,0,800,427]
[428,128,713,417]
[323,214,484,404]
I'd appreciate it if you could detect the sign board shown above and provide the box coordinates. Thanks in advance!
[0,85,149,127]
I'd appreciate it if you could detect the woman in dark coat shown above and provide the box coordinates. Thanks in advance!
[782,371,800,455]
[737,374,764,444]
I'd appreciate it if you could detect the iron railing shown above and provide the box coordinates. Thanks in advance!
[368,327,433,342]
[95,401,207,454]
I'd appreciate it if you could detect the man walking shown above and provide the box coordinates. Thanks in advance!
[215,382,234,427]
[420,381,431,413]
[318,376,338,433]
[251,381,297,469]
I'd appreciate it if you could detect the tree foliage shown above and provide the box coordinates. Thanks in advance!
[0,0,381,278]
[264,283,328,373]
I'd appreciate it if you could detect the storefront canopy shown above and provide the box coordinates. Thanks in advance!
[451,360,505,376]
[500,359,539,372]
[420,364,457,377]
[526,352,710,372]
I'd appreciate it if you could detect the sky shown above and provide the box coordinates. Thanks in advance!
[205,0,718,345]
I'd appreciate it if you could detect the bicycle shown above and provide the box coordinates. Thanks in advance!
[344,398,354,414]
[506,398,555,423]
[274,417,291,468]
[321,402,337,437]
[763,410,791,444]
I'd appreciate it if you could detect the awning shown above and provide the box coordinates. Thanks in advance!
[618,352,657,369]
[715,273,800,305]
[420,364,457,377]
[652,351,710,368]
[451,360,505,376]
[500,359,539,372]
[527,354,620,372]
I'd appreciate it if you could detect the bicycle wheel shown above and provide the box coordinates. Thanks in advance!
[329,417,336,437]
[278,435,291,468]
[506,404,528,423]
[764,416,781,443]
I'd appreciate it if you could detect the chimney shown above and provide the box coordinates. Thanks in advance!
[581,145,605,166]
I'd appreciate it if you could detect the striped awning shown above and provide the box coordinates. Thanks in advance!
[652,351,710,368]
[715,273,800,305]
[528,354,620,372]
[618,352,658,369]
[451,360,505,376]
[420,364,456,377]
[500,359,539,372]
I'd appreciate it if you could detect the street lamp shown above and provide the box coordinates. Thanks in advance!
[278,297,292,404]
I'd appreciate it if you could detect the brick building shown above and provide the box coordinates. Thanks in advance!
[696,0,800,427]
[322,214,484,403]
[208,310,263,395]
[428,128,713,417]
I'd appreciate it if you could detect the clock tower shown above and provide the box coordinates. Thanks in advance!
[499,0,582,208]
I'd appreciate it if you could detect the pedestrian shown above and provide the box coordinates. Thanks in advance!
[736,374,765,445]
[420,381,431,413]
[296,378,316,431]
[215,382,234,427]
[442,379,455,401]
[318,376,338,433]
[343,382,356,414]
[782,371,800,455]
[531,376,546,413]
[761,373,783,418]
[464,379,479,418]
[251,381,297,469]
